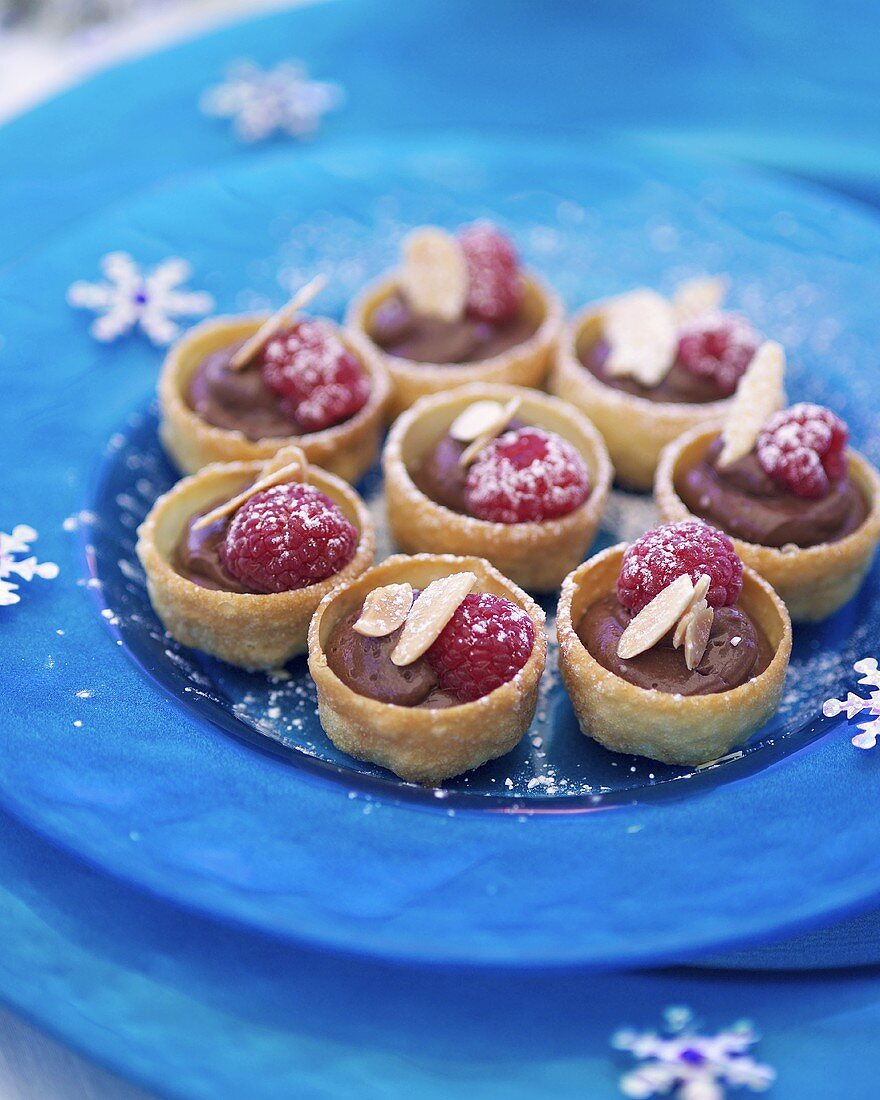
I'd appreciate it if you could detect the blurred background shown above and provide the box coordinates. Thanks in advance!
[2,2,880,1097]
[0,0,293,120]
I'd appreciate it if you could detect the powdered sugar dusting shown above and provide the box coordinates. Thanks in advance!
[85,165,880,807]
[465,427,590,524]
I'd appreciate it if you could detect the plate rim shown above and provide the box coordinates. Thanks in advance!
[4,135,880,968]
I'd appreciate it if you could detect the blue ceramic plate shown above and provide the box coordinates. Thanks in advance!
[4,136,880,966]
[4,806,880,1100]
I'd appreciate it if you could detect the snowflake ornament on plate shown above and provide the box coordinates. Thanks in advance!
[0,525,59,606]
[612,1006,775,1099]
[200,60,343,142]
[67,252,214,345]
[823,658,880,749]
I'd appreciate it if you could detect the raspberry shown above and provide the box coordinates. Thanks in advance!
[221,482,357,593]
[756,403,848,500]
[426,592,535,702]
[458,221,524,324]
[260,319,370,433]
[676,312,760,397]
[463,427,590,524]
[617,521,742,614]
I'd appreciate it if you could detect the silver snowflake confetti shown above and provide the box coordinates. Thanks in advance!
[0,525,59,606]
[200,59,343,143]
[823,657,880,749]
[67,252,214,345]
[612,1006,775,1099]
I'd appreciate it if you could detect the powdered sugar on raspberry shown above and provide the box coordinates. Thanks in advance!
[458,221,524,324]
[464,427,590,524]
[426,592,535,702]
[221,482,357,592]
[756,402,848,499]
[617,521,743,614]
[676,311,760,396]
[261,318,369,432]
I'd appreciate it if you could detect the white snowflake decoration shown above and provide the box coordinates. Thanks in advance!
[200,60,343,142]
[612,1006,775,1100]
[0,525,59,606]
[67,253,214,345]
[823,658,880,749]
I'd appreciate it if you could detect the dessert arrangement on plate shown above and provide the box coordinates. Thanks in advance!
[133,220,880,784]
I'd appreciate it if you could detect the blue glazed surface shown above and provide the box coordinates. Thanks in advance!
[3,805,880,1100]
[3,0,880,269]
[3,136,880,969]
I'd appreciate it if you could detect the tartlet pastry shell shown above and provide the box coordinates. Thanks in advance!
[308,554,547,785]
[556,545,792,765]
[655,426,880,622]
[347,272,563,419]
[136,459,375,669]
[550,301,734,490]
[382,383,613,591]
[158,314,390,481]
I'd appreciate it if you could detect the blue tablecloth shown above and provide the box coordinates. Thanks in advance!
[3,1,880,1094]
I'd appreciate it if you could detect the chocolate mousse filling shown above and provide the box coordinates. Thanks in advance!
[578,594,773,696]
[369,291,538,364]
[676,437,868,549]
[187,341,300,441]
[410,419,529,514]
[578,335,731,404]
[325,604,460,709]
[172,508,249,593]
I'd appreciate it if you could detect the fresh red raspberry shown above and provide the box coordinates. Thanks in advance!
[676,312,760,396]
[260,319,370,433]
[463,426,591,524]
[458,221,524,324]
[426,592,535,703]
[221,482,357,593]
[617,521,742,614]
[756,403,848,500]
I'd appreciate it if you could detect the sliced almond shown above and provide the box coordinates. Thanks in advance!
[671,275,728,322]
[191,454,307,531]
[602,289,678,387]
[458,396,522,467]
[353,582,414,638]
[400,227,467,322]
[673,597,707,649]
[690,572,711,606]
[617,573,696,661]
[260,445,308,479]
[229,274,327,370]
[672,573,712,648]
[449,400,507,443]
[684,604,715,670]
[718,340,786,467]
[390,571,476,667]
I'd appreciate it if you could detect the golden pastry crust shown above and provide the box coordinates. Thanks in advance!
[308,554,547,785]
[655,426,880,622]
[556,545,792,765]
[550,302,734,490]
[382,383,613,591]
[346,272,563,419]
[136,458,375,670]
[157,314,390,481]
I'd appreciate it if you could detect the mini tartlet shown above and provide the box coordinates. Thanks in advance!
[308,553,547,784]
[382,383,613,591]
[137,448,375,669]
[557,528,792,765]
[657,425,880,622]
[347,222,563,418]
[655,343,880,621]
[158,306,389,481]
[551,277,760,489]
